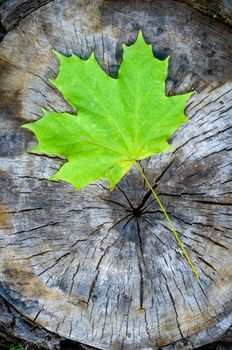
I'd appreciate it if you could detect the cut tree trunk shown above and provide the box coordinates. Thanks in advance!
[0,1,232,349]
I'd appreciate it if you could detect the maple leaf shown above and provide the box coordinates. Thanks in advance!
[23,32,199,277]
[23,32,191,191]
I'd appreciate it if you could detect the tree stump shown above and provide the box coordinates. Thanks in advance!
[0,1,232,349]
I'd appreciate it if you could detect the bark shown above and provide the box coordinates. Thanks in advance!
[0,0,232,349]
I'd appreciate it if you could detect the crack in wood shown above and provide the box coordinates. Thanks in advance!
[161,272,184,339]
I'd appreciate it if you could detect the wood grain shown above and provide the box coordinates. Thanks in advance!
[0,295,61,349]
[180,0,232,26]
[1,0,232,36]
[0,0,231,349]
[0,0,52,31]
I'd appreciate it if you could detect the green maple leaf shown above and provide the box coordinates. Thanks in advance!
[23,32,199,277]
[23,32,190,191]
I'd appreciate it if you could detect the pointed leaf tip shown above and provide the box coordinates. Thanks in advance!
[21,122,33,130]
[137,30,144,40]
[52,50,63,60]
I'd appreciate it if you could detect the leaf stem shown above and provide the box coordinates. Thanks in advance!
[135,161,199,278]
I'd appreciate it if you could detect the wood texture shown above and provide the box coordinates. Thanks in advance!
[1,0,232,36]
[0,0,232,349]
[180,0,232,26]
[0,0,52,31]
[0,295,61,349]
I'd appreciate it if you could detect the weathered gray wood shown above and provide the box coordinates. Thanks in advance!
[0,0,232,349]
[181,0,232,26]
[0,295,61,349]
[1,0,232,37]
[0,0,52,31]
